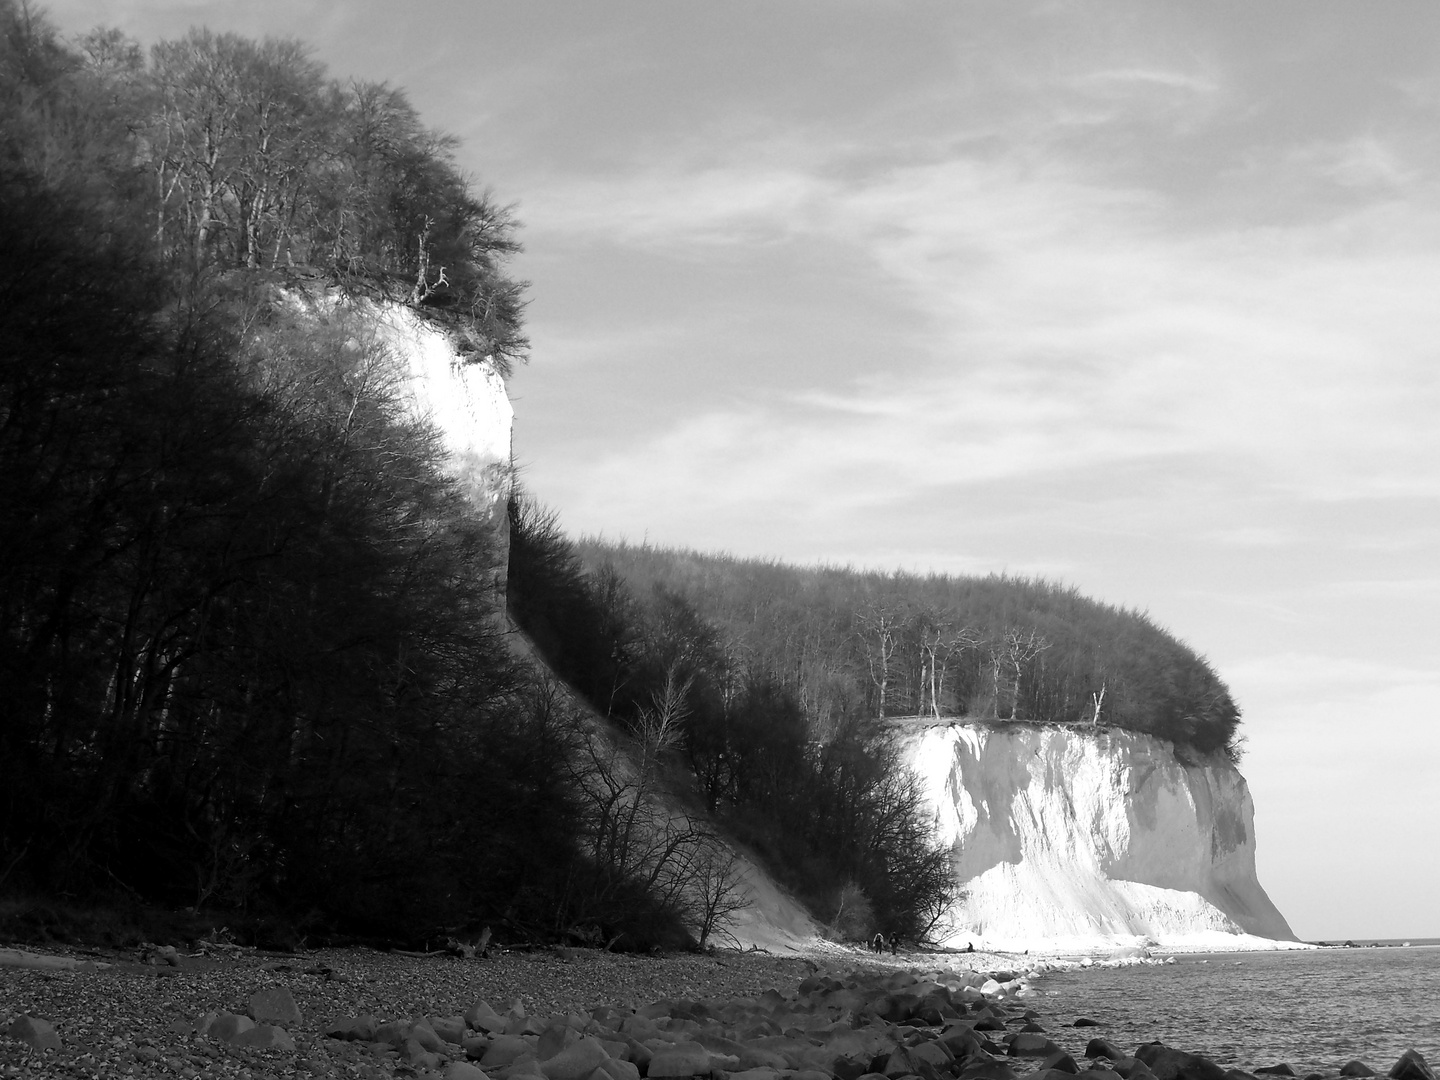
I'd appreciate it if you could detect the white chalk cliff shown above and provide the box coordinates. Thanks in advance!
[289,293,515,593]
[895,720,1296,950]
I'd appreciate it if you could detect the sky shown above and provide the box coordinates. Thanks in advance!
[39,0,1440,942]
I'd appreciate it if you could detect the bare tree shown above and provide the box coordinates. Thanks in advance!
[915,613,983,720]
[682,840,753,949]
[990,628,1050,720]
[857,603,903,720]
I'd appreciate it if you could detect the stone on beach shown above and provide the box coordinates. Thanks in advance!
[1007,1032,1062,1058]
[539,1037,616,1080]
[1389,1051,1437,1080]
[1134,1042,1227,1080]
[432,1015,468,1044]
[468,1000,511,1034]
[1042,1050,1083,1074]
[538,1023,582,1060]
[248,986,304,1027]
[4,1015,62,1052]
[326,1014,378,1041]
[232,1023,297,1051]
[203,1011,256,1043]
[1111,1057,1159,1080]
[1087,1040,1128,1061]
[1341,1063,1377,1078]
[445,1064,493,1080]
[1254,1066,1296,1076]
[960,1060,1020,1080]
[483,1034,536,1068]
[647,1043,716,1077]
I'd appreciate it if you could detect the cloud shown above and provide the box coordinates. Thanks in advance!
[1204,527,1295,548]
[534,132,1440,545]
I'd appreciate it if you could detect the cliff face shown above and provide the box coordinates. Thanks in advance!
[895,721,1296,948]
[297,295,515,593]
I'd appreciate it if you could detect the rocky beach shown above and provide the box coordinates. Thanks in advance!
[2,945,1434,1080]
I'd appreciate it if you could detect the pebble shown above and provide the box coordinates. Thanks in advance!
[0,947,1434,1080]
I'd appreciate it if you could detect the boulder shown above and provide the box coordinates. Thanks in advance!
[1022,1022,1048,1033]
[910,1041,955,1071]
[468,1001,510,1034]
[484,1036,537,1068]
[431,1016,467,1045]
[541,1038,615,1080]
[148,945,182,967]
[539,1025,582,1061]
[402,1037,443,1071]
[444,1065,492,1080]
[1134,1043,1226,1080]
[1007,1034,1061,1059]
[882,1047,929,1079]
[620,1037,653,1072]
[648,1044,714,1077]
[326,1015,378,1042]
[1390,1052,1437,1080]
[375,1020,413,1046]
[961,1062,1020,1080]
[204,1013,257,1043]
[5,1015,61,1052]
[248,987,304,1028]
[410,1018,448,1053]
[1254,1068,1295,1076]
[1042,1052,1082,1074]
[1112,1059,1159,1080]
[1341,1063,1377,1078]
[233,1024,297,1052]
[1087,1041,1127,1061]
[940,1027,984,1060]
[1074,1019,1102,1028]
[599,1058,642,1080]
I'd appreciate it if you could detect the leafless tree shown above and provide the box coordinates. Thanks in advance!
[990,628,1050,720]
[916,614,984,720]
[857,603,903,719]
[682,840,753,949]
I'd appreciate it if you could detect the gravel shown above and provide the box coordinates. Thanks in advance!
[0,945,838,1079]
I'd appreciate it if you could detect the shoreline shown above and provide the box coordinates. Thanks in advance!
[4,942,1434,1080]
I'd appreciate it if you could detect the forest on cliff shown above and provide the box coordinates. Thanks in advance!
[0,3,959,948]
[510,531,1242,760]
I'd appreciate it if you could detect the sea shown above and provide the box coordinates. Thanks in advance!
[1031,942,1440,1075]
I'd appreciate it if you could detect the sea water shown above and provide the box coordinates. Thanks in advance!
[1033,944,1440,1075]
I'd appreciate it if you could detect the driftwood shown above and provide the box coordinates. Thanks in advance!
[0,948,111,971]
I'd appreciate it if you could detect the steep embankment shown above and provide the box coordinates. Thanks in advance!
[367,298,819,952]
[895,720,1296,950]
